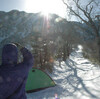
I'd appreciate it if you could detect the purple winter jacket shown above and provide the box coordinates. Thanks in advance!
[0,44,33,99]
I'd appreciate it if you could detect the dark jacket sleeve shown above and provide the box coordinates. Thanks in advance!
[20,47,34,68]
[14,47,34,75]
[0,47,34,76]
[0,47,33,99]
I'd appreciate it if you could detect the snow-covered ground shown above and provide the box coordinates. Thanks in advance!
[27,46,100,99]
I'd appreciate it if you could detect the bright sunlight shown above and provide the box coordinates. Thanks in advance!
[24,0,66,17]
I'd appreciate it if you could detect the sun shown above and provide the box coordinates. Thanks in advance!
[24,0,66,17]
[24,0,55,14]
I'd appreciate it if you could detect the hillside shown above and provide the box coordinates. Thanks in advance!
[0,10,84,45]
[0,10,82,64]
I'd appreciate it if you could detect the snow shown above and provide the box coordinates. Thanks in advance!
[27,46,100,99]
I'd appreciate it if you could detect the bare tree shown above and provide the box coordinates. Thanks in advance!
[62,0,100,60]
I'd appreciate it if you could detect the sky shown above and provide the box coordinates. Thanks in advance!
[0,0,25,12]
[0,0,99,21]
[0,0,67,18]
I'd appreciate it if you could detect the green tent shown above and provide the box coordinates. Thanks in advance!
[25,68,56,93]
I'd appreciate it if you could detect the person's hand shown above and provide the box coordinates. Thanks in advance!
[13,43,24,50]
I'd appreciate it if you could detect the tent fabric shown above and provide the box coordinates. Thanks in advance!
[25,68,56,93]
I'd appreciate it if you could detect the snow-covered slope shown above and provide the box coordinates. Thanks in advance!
[0,10,83,46]
[27,46,100,99]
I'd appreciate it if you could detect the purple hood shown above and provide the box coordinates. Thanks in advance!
[2,44,18,65]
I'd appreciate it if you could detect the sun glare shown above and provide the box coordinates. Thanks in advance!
[24,0,66,17]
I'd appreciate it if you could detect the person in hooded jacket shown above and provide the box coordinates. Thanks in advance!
[0,43,34,99]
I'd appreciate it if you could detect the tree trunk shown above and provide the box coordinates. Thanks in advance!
[97,37,100,62]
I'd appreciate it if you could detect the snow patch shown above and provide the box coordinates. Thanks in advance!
[27,48,100,99]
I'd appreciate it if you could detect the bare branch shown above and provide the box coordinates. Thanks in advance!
[74,0,79,4]
[62,0,88,23]
[86,0,94,12]
[95,15,100,32]
[89,5,93,14]
[62,0,99,37]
